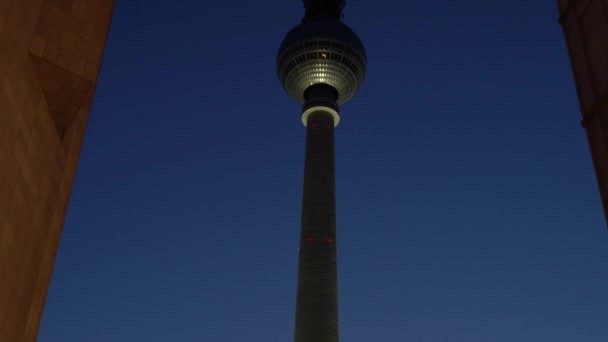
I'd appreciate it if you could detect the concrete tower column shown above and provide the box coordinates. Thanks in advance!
[295,108,338,342]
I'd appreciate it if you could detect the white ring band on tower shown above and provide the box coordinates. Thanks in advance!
[302,106,340,127]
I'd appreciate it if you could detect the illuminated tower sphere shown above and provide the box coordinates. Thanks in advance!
[277,1,367,341]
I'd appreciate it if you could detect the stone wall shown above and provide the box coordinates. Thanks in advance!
[0,1,114,340]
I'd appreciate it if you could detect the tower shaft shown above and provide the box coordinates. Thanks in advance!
[295,110,339,342]
[303,0,345,20]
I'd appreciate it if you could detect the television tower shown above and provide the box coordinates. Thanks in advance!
[277,1,367,341]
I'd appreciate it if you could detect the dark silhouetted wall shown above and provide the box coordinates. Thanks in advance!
[558,0,608,224]
[0,1,114,340]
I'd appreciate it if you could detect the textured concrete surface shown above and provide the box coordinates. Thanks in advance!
[558,0,608,224]
[0,0,114,340]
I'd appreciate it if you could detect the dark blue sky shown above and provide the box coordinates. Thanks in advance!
[38,1,608,341]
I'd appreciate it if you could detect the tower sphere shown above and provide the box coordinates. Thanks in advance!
[277,18,367,105]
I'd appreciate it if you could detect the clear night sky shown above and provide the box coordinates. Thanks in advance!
[37,1,608,341]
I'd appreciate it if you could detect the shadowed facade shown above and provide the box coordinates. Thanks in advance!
[0,1,114,340]
[557,0,608,225]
